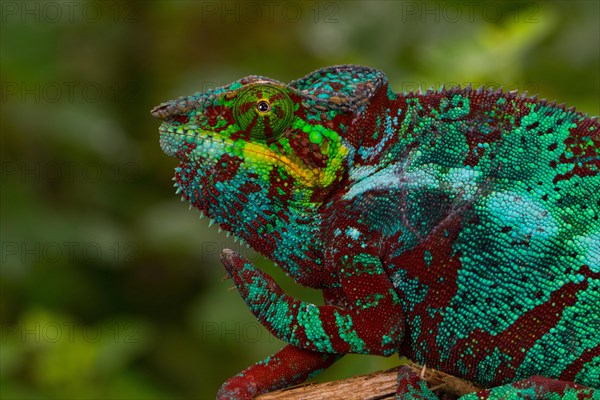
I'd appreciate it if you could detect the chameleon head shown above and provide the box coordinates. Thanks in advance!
[152,75,352,194]
[151,66,388,254]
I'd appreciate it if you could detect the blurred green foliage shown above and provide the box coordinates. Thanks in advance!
[1,1,598,399]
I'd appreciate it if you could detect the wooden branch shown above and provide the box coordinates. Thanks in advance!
[255,367,399,400]
[255,361,482,400]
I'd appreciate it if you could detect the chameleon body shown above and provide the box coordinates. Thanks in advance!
[152,65,600,399]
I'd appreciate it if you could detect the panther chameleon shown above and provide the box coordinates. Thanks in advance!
[151,65,599,399]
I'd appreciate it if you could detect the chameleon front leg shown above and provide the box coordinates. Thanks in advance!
[220,248,405,356]
[217,344,341,400]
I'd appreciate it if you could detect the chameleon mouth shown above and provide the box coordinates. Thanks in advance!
[159,123,323,187]
[159,123,234,159]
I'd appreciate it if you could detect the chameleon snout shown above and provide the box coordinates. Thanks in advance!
[151,97,196,121]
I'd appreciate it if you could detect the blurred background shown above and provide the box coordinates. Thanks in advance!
[1,1,598,399]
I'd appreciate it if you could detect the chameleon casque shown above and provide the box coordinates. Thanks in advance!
[152,65,600,399]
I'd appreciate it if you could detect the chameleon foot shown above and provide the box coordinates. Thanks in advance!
[461,376,598,400]
[396,365,440,400]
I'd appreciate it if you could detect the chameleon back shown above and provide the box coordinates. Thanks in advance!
[350,88,600,387]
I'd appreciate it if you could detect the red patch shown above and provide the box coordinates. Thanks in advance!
[172,115,189,124]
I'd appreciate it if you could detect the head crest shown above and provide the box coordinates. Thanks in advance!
[289,65,388,112]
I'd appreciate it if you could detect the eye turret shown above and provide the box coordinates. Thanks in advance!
[233,84,293,141]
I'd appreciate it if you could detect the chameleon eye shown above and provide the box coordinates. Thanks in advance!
[234,85,293,141]
[257,100,271,113]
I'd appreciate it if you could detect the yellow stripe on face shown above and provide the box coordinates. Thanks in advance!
[243,142,321,187]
